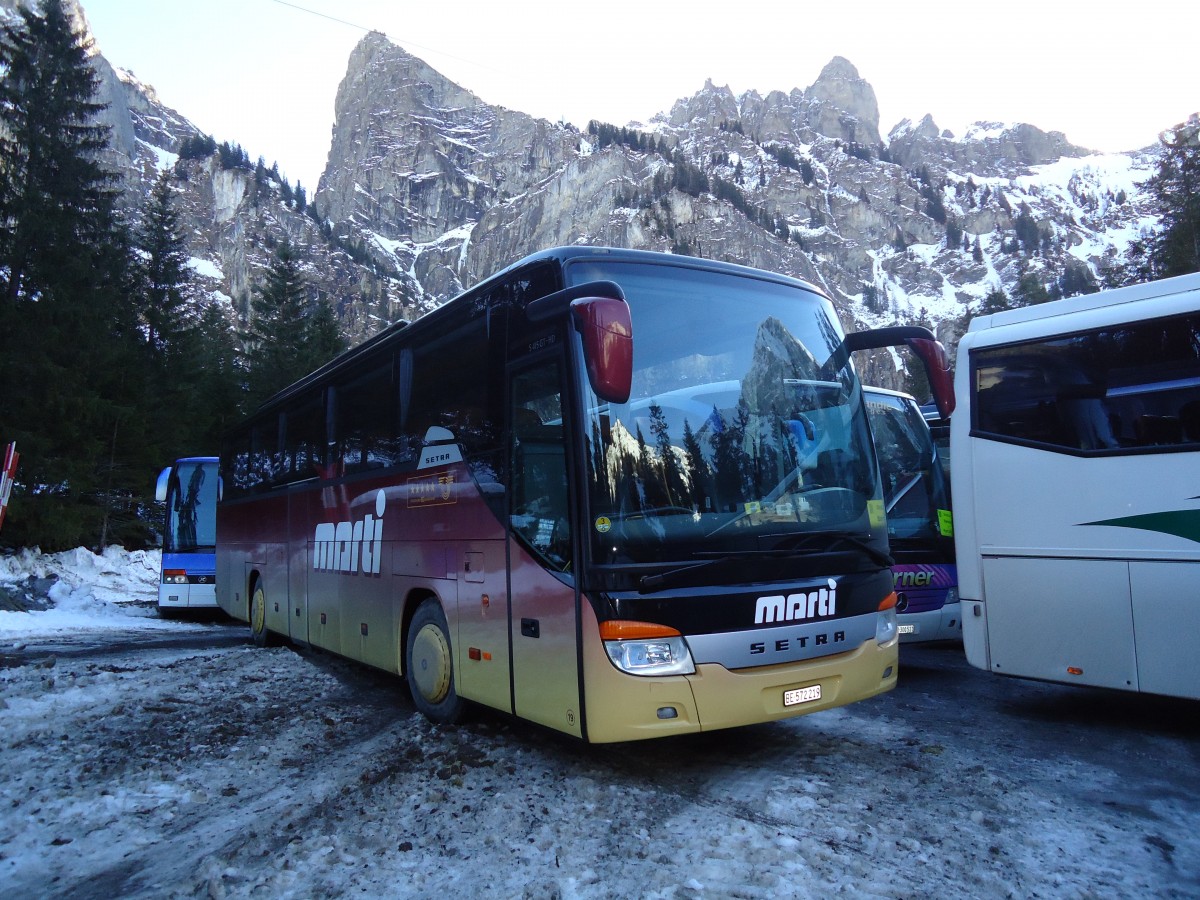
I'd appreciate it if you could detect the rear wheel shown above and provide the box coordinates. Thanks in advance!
[405,599,463,723]
[249,582,275,647]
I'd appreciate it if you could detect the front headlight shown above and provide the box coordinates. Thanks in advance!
[605,637,695,676]
[599,621,696,676]
[876,606,898,644]
[945,586,959,605]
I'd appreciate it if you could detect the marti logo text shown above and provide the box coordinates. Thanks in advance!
[754,579,837,624]
[313,490,386,575]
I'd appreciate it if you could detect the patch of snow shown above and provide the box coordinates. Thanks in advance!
[0,547,172,638]
[138,139,178,173]
[187,257,223,281]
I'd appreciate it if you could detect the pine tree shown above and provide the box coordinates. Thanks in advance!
[135,169,229,462]
[1014,272,1051,306]
[193,300,244,440]
[0,0,119,303]
[137,171,195,354]
[0,0,149,549]
[1141,116,1200,278]
[978,288,1011,315]
[244,239,345,407]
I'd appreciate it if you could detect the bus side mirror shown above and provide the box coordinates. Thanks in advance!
[155,466,171,503]
[843,325,956,419]
[906,337,955,419]
[571,296,633,404]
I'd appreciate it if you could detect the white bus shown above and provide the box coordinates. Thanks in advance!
[951,272,1200,699]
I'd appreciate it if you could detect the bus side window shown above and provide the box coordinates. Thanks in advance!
[284,392,325,480]
[975,313,1200,453]
[407,314,502,496]
[335,359,397,474]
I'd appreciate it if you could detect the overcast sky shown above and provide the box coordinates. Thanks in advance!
[80,0,1196,193]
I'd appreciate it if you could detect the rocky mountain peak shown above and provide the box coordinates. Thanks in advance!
[805,56,881,145]
[26,7,1162,373]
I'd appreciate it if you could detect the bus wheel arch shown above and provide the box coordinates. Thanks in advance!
[403,594,463,724]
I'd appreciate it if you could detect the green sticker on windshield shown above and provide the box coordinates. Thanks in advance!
[937,508,954,537]
[868,499,886,529]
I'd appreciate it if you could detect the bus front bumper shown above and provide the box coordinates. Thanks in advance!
[158,582,218,610]
[897,601,963,643]
[583,637,898,743]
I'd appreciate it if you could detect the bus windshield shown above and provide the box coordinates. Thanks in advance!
[566,260,882,566]
[864,390,951,546]
[164,458,218,553]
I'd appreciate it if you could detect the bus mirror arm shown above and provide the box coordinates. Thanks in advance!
[525,281,625,323]
[523,280,633,403]
[839,326,956,420]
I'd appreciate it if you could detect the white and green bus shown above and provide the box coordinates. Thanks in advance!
[952,272,1200,699]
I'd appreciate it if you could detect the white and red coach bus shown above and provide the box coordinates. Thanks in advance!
[217,247,952,742]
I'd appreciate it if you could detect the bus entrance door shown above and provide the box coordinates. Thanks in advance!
[507,360,583,738]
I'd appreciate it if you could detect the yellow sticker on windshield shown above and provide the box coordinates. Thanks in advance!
[868,499,886,529]
[938,509,954,537]
[594,516,612,534]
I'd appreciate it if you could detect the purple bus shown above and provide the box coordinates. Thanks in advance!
[865,387,960,643]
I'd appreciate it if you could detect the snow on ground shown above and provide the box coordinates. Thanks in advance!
[0,548,1198,898]
[0,546,173,635]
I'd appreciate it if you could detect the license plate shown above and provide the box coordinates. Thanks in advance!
[783,685,822,706]
[898,624,917,634]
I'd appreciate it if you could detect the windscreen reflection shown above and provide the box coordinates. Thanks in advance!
[864,391,951,543]
[567,260,881,565]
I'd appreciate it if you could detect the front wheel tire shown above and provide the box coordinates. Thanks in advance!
[405,599,463,723]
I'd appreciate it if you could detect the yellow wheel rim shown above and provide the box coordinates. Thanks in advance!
[411,622,451,704]
[251,587,266,635]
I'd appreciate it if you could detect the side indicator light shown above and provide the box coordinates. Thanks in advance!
[468,647,482,661]
[877,591,898,611]
[1067,666,1083,676]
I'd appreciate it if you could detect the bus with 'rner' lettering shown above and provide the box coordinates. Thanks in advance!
[864,387,959,643]
[217,247,953,742]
